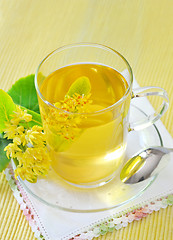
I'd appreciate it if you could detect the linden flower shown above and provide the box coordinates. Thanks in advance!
[55,93,92,114]
[3,123,19,139]
[14,147,50,183]
[4,143,22,159]
[44,93,92,140]
[25,125,46,147]
[13,136,22,145]
[3,106,30,141]
[4,124,27,146]
[4,110,28,146]
[10,105,32,124]
[3,106,51,183]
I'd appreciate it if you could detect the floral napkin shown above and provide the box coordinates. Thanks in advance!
[5,78,173,240]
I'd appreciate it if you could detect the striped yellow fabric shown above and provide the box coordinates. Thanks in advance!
[0,0,173,239]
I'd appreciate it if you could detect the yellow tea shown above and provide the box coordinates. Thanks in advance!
[39,63,129,185]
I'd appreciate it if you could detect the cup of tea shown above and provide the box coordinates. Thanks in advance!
[35,43,169,187]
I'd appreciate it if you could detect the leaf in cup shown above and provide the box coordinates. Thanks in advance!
[67,76,91,97]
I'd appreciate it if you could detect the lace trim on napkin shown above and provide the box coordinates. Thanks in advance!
[4,167,50,240]
[4,165,173,240]
[65,193,173,240]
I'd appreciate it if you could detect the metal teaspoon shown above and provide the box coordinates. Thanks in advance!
[120,146,172,184]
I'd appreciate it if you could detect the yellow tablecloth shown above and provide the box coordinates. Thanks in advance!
[0,0,173,239]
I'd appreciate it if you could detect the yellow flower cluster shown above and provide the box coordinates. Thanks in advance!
[44,93,92,141]
[4,106,50,183]
[54,93,92,113]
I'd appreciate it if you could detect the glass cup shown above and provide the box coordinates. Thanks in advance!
[35,43,169,188]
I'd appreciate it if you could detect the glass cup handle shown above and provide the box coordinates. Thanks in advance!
[129,86,169,131]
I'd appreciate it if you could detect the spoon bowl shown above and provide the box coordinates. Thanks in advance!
[120,146,172,184]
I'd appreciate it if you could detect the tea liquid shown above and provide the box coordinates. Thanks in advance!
[40,63,129,185]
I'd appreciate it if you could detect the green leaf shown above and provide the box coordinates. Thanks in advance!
[0,90,16,133]
[67,76,91,97]
[0,137,12,172]
[8,74,40,113]
[20,106,42,127]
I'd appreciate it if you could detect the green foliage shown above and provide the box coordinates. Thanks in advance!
[7,74,42,126]
[8,74,40,113]
[0,90,16,133]
[0,137,12,172]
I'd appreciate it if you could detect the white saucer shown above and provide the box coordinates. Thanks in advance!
[17,105,162,213]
